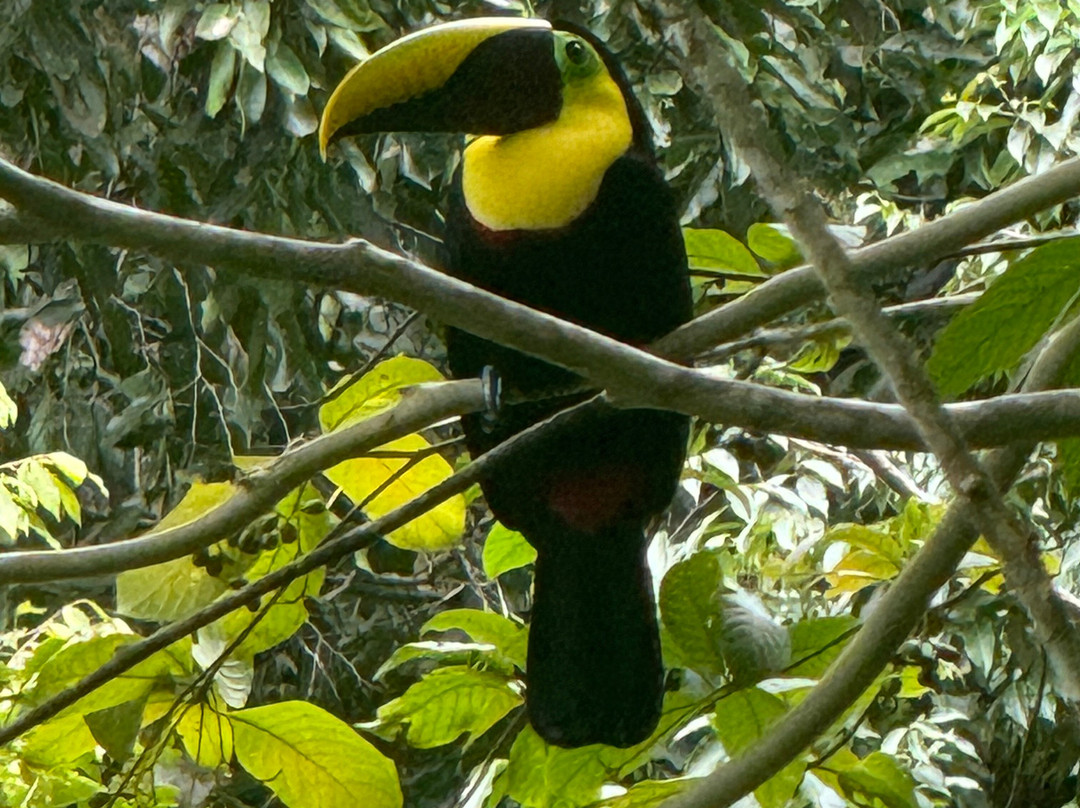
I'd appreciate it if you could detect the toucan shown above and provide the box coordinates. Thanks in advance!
[320,17,691,748]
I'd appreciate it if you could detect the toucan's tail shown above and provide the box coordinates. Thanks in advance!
[526,521,663,748]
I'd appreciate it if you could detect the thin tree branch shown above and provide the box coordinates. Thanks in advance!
[698,294,979,364]
[0,394,605,745]
[0,380,484,585]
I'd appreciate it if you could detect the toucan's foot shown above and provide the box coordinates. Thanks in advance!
[480,365,503,433]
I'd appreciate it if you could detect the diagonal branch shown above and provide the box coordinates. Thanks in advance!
[0,393,606,745]
[0,380,483,585]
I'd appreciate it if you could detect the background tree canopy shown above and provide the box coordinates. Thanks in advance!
[3,1,1080,807]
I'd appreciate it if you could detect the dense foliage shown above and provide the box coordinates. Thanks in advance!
[3,1,1080,807]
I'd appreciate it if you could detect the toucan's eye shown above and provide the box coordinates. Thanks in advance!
[565,39,588,65]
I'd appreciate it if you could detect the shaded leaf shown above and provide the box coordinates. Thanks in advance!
[659,551,726,674]
[928,239,1080,397]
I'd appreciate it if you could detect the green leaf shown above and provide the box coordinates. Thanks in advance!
[682,228,763,276]
[506,725,606,808]
[1059,437,1080,498]
[236,60,267,126]
[267,41,309,95]
[233,701,401,808]
[746,223,803,269]
[320,356,444,433]
[598,779,693,808]
[786,616,859,678]
[205,42,236,117]
[19,458,61,520]
[195,3,239,41]
[20,713,97,766]
[219,569,323,659]
[659,551,726,674]
[482,522,537,579]
[84,696,147,763]
[374,640,501,680]
[0,484,21,543]
[0,380,16,428]
[835,751,918,808]
[713,687,786,755]
[422,608,527,669]
[373,666,522,748]
[928,238,1080,397]
[28,634,173,720]
[713,689,805,808]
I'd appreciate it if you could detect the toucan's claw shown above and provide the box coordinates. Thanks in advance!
[480,365,503,432]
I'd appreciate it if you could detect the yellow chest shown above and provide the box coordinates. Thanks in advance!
[461,76,633,231]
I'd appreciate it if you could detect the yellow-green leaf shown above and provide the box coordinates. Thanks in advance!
[683,227,764,276]
[177,701,235,767]
[422,609,527,670]
[232,701,401,808]
[482,522,536,579]
[375,666,522,748]
[320,356,444,433]
[747,223,803,269]
[506,725,606,808]
[0,380,16,429]
[325,434,464,551]
[116,482,237,621]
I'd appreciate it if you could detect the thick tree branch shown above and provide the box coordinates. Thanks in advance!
[4,157,1080,456]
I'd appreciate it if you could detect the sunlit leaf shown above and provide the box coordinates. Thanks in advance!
[746,223,803,269]
[319,356,444,433]
[835,751,918,808]
[372,666,522,748]
[506,726,606,808]
[422,608,527,670]
[482,522,537,579]
[233,701,402,808]
[682,227,763,276]
[325,434,464,551]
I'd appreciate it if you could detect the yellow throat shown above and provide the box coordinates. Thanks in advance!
[461,70,633,231]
